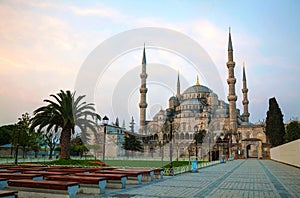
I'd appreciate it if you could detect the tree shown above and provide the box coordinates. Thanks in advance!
[284,121,300,142]
[17,113,38,158]
[70,136,89,158]
[30,90,99,160]
[265,97,285,147]
[42,129,59,159]
[0,125,13,145]
[195,129,206,144]
[122,133,143,157]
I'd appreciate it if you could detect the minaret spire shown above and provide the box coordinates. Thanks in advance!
[228,27,233,51]
[176,71,180,98]
[142,43,146,65]
[242,62,250,122]
[139,44,148,134]
[226,27,237,132]
[195,75,200,86]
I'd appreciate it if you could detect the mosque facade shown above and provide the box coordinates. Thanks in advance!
[138,30,270,160]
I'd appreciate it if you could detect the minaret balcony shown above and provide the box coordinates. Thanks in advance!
[227,95,237,101]
[226,61,235,68]
[227,78,236,84]
[242,88,248,93]
[139,87,148,93]
[140,73,148,78]
[139,103,148,108]
[242,100,249,105]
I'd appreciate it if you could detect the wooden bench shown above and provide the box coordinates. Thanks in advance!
[0,173,43,180]
[121,169,155,181]
[126,168,164,180]
[45,175,107,194]
[46,169,89,174]
[153,168,164,179]
[7,179,79,198]
[0,190,17,198]
[69,167,116,173]
[0,170,21,174]
[74,173,127,189]
[7,167,45,172]
[23,171,69,178]
[0,165,14,170]
[95,170,143,184]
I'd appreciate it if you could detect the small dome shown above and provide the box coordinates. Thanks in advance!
[169,96,177,101]
[183,85,211,94]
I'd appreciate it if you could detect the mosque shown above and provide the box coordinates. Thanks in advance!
[137,30,269,160]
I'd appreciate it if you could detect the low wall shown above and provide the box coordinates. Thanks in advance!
[270,139,300,168]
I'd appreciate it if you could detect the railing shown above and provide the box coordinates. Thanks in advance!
[0,157,54,164]
[163,160,221,176]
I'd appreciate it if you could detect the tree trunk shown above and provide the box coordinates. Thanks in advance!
[60,127,71,160]
[22,146,26,158]
[49,147,53,159]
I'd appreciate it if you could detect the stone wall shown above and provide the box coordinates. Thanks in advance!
[270,139,300,168]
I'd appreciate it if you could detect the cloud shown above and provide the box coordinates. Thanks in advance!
[0,0,298,125]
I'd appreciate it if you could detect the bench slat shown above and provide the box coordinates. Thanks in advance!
[8,179,78,191]
[0,190,17,197]
[0,173,42,180]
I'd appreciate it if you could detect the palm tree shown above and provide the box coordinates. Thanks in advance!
[30,90,100,160]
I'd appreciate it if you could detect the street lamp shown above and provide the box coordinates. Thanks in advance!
[166,108,174,176]
[14,123,21,165]
[193,125,199,161]
[102,116,109,163]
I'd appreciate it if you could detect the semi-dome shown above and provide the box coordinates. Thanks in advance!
[183,85,211,94]
[181,98,203,106]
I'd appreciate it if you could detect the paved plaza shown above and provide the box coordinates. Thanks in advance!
[88,159,300,198]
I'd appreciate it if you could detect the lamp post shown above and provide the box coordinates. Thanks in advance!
[102,116,109,163]
[166,108,174,176]
[14,123,21,165]
[208,132,211,162]
[193,125,199,161]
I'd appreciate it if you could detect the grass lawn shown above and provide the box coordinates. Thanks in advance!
[40,159,193,168]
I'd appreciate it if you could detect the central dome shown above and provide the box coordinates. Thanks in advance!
[183,85,211,94]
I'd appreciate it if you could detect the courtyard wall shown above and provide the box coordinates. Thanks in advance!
[270,139,300,168]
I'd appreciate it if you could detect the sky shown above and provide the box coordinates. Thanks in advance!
[0,0,299,128]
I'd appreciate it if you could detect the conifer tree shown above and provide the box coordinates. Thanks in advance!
[265,97,285,147]
[284,121,300,142]
[122,133,144,157]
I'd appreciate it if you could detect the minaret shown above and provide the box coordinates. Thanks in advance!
[139,44,148,133]
[176,71,180,98]
[242,62,250,122]
[227,28,237,132]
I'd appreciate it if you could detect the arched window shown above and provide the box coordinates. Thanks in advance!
[190,134,194,139]
[185,133,189,139]
[180,133,184,139]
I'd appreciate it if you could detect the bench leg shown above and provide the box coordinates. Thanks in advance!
[150,171,154,181]
[67,185,79,198]
[0,180,7,190]
[120,177,127,189]
[137,174,142,185]
[98,180,107,194]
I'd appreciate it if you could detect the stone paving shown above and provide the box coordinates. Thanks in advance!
[80,160,300,198]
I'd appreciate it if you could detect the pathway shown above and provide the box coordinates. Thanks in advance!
[80,160,300,198]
